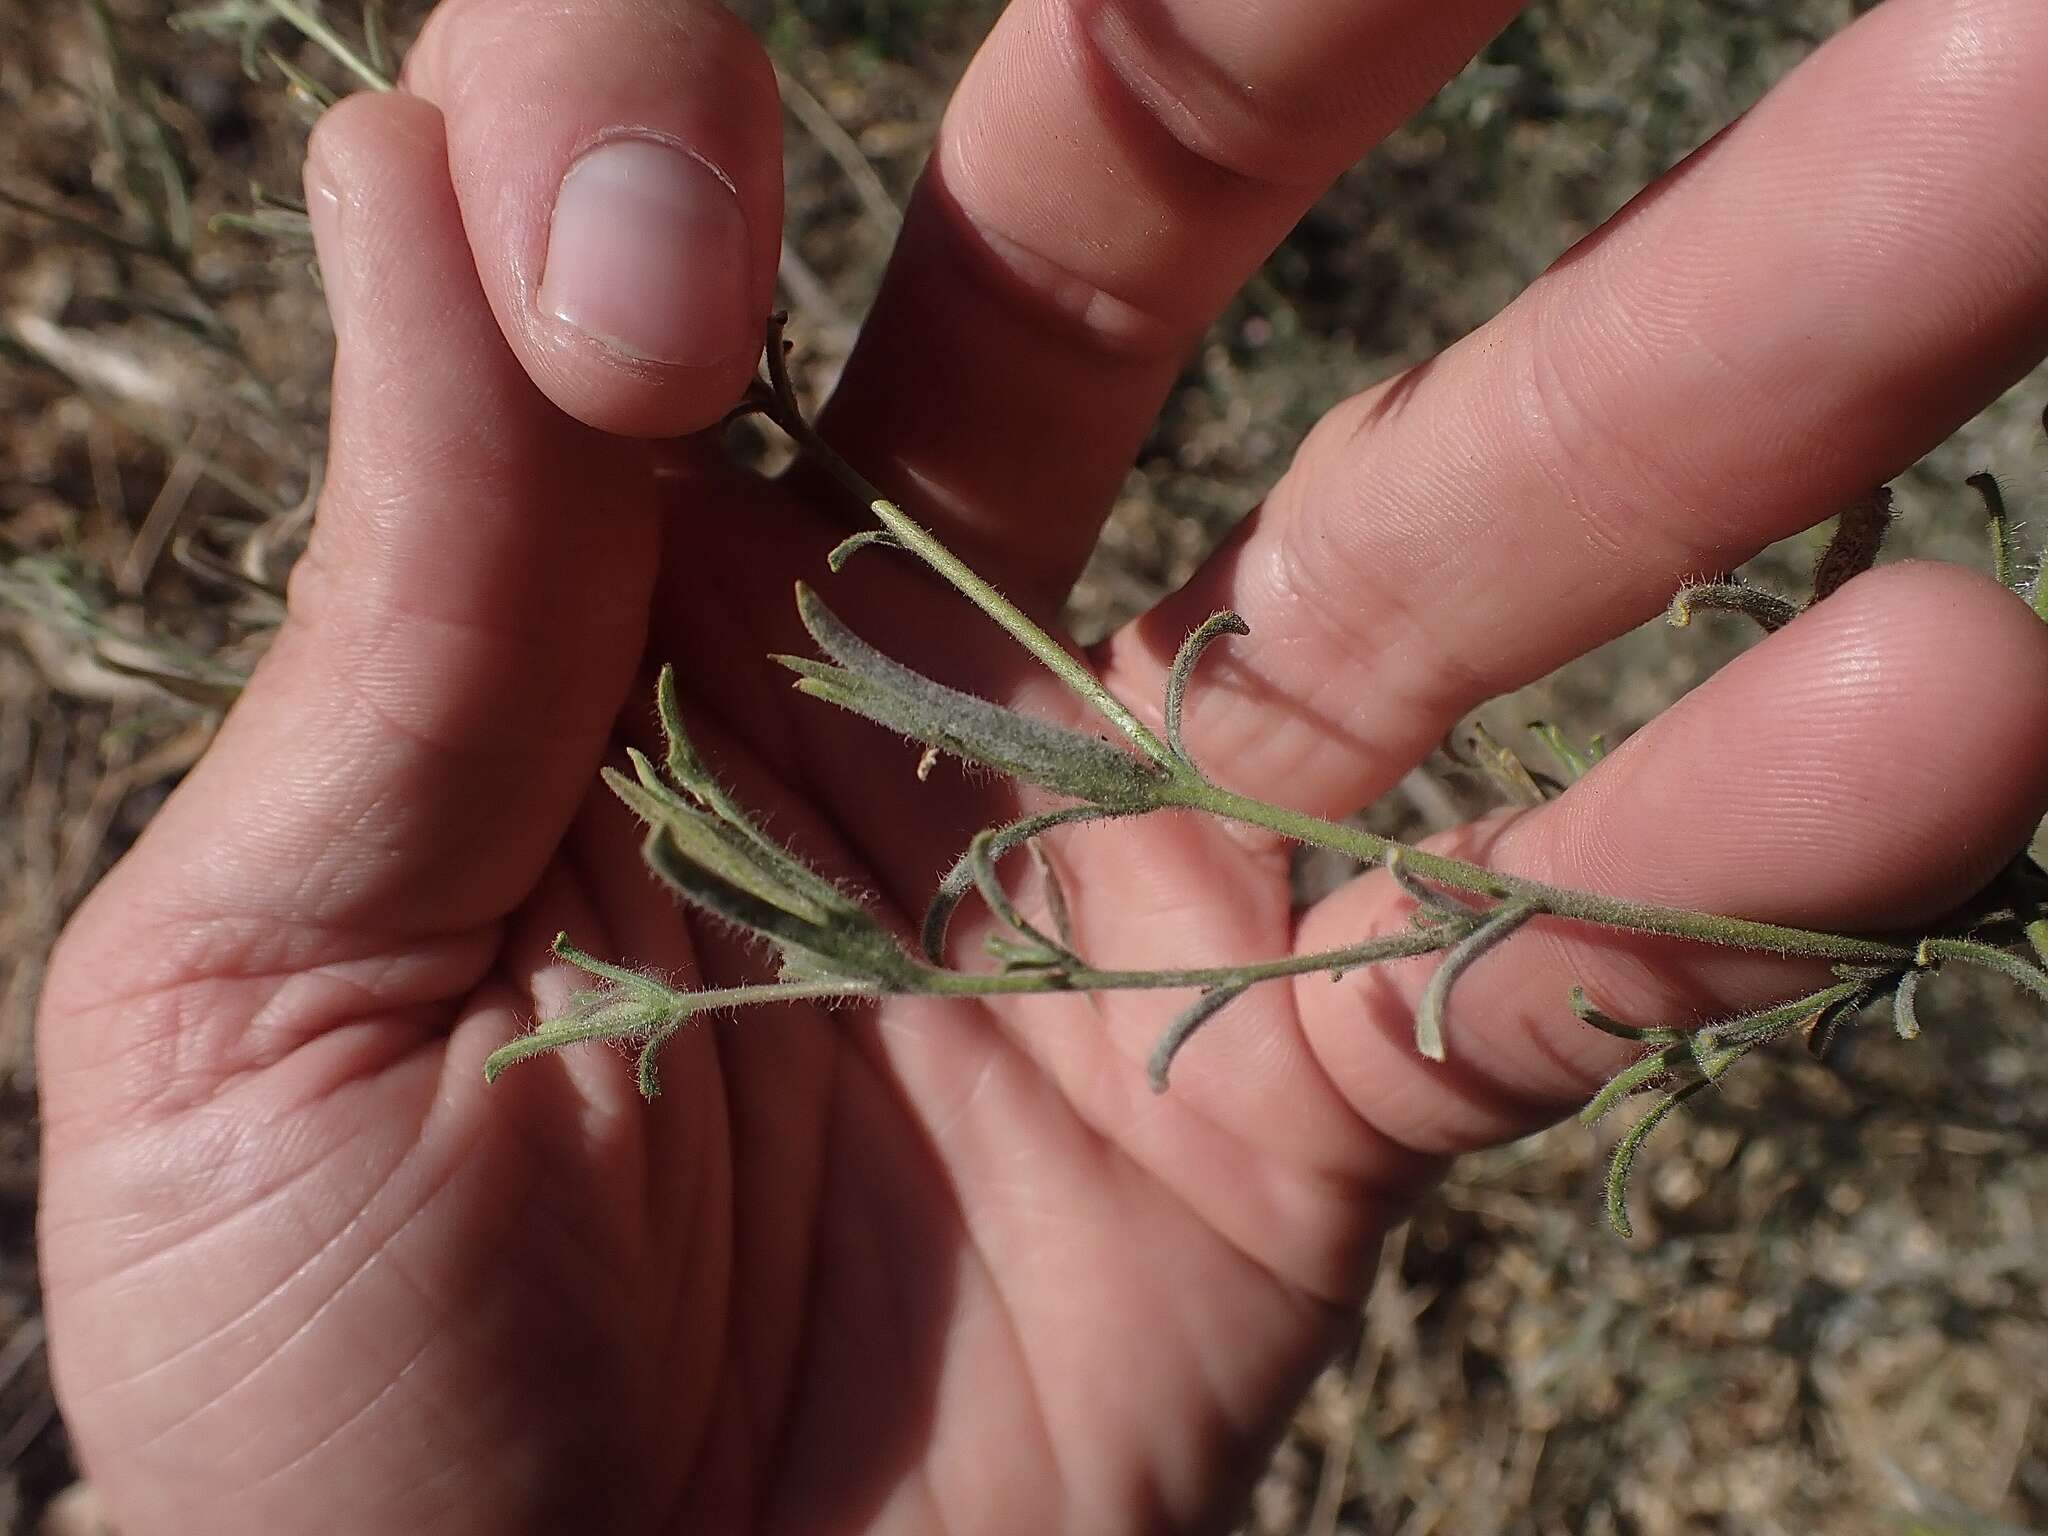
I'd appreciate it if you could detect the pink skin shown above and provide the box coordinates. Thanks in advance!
[34,0,2048,1531]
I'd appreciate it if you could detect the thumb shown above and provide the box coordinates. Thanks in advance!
[42,93,657,1099]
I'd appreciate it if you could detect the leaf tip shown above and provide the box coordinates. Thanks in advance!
[635,1041,664,1100]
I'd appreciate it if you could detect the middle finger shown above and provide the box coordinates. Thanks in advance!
[814,0,1523,601]
[1098,0,2048,822]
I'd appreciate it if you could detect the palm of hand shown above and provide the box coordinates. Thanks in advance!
[36,1,2048,1532]
[45,457,1390,1534]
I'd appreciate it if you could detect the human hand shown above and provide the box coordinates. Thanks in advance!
[37,0,2048,1530]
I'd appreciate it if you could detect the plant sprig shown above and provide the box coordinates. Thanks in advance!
[486,321,2048,1239]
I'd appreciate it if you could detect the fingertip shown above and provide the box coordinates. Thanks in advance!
[405,0,782,438]
[1286,556,2048,1155]
[1518,557,2048,930]
[305,85,443,182]
[304,92,461,366]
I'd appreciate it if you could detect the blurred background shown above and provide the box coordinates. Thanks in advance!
[3,0,2047,1531]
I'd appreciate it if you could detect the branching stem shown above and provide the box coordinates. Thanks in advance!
[758,319,1173,768]
[488,323,2048,1238]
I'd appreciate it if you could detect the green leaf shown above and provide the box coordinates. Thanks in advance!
[1605,1082,1708,1239]
[1528,721,1604,782]
[645,668,877,928]
[362,0,393,76]
[1149,985,1252,1092]
[826,528,904,571]
[640,828,912,986]
[483,1005,655,1083]
[780,586,1166,811]
[1385,846,1483,918]
[1413,899,1536,1062]
[1970,473,2016,590]
[483,936,689,1084]
[1694,981,1865,1053]
[1917,937,2048,1007]
[968,827,1080,966]
[923,806,1118,961]
[1810,486,1895,602]
[1807,992,1865,1059]
[1582,1041,1688,1126]
[1668,580,1797,634]
[265,48,338,110]
[1460,722,1550,807]
[1164,610,1248,769]
[604,764,833,927]
[1569,986,1680,1046]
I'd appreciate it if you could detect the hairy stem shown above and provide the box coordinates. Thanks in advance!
[1173,781,1914,966]
[759,321,1172,767]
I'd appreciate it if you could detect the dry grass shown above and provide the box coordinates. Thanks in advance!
[4,0,2048,1530]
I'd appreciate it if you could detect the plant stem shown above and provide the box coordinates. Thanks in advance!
[760,330,1174,768]
[760,342,1917,973]
[921,923,1467,999]
[1177,778,1913,966]
[265,0,393,93]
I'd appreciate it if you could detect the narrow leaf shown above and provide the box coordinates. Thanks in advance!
[266,48,338,110]
[650,668,873,924]
[1462,722,1549,807]
[604,765,833,926]
[923,806,1116,960]
[1605,1082,1708,1239]
[362,0,392,76]
[1528,721,1602,782]
[826,528,904,571]
[1806,992,1865,1060]
[641,829,912,985]
[1668,580,1798,634]
[969,827,1078,965]
[635,1020,687,1098]
[1414,899,1538,1061]
[550,932,676,1002]
[1688,1037,1755,1084]
[1581,1042,1688,1125]
[1164,610,1249,767]
[1811,486,1895,602]
[1385,846,1483,917]
[1970,473,2016,590]
[484,998,677,1084]
[1148,985,1252,1092]
[782,586,1164,810]
[1569,986,1679,1046]
[1917,937,2048,1007]
[1695,981,1863,1052]
[1027,839,1077,953]
[1892,968,1923,1041]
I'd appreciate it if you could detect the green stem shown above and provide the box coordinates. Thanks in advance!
[753,325,1917,973]
[920,923,1466,999]
[760,331,1173,768]
[1177,779,1913,967]
[265,0,393,93]
[483,976,880,1082]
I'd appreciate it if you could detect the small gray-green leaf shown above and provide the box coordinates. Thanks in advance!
[782,586,1165,811]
